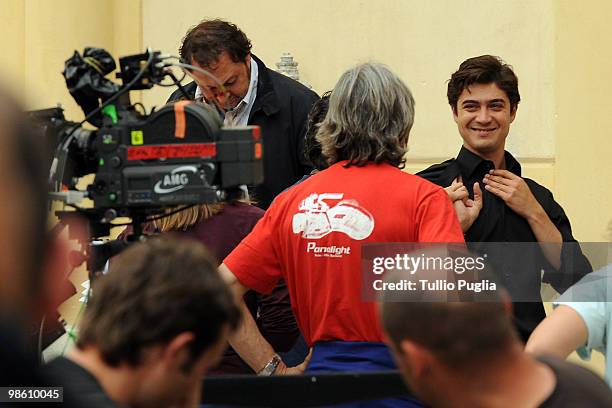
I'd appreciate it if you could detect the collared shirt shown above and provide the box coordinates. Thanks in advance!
[418,146,592,341]
[195,59,259,126]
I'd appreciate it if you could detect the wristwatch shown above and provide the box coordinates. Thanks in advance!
[257,354,282,376]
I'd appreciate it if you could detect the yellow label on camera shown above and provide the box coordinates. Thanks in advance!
[131,130,144,145]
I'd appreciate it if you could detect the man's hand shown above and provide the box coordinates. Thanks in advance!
[526,305,588,358]
[275,348,313,375]
[482,170,543,220]
[445,177,483,232]
[483,170,563,268]
[445,177,469,203]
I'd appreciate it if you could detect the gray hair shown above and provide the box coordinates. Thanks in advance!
[316,62,415,167]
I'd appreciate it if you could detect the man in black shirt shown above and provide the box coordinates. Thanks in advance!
[46,236,240,408]
[418,55,591,341]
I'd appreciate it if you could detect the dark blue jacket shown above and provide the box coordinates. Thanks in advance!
[168,55,319,209]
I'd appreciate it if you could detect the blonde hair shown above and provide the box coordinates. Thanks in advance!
[153,203,225,232]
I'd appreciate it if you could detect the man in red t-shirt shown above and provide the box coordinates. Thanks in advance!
[220,63,463,399]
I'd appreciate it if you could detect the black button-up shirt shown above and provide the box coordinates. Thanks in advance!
[418,147,592,341]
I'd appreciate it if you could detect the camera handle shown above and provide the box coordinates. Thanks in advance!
[54,208,152,284]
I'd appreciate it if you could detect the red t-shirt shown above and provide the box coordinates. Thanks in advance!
[224,162,464,345]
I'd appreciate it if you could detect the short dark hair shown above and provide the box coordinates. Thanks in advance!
[304,91,331,171]
[381,249,517,367]
[382,302,516,367]
[179,19,252,67]
[447,55,520,112]
[77,236,240,368]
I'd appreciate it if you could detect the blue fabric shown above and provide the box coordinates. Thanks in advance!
[306,341,423,407]
[279,333,309,366]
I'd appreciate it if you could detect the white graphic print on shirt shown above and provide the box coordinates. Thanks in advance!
[292,193,375,240]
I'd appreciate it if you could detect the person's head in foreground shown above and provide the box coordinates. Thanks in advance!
[0,83,78,391]
[69,236,240,408]
[316,62,415,168]
[0,88,51,321]
[448,55,520,160]
[379,248,612,407]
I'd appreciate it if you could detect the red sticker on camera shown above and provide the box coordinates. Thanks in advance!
[127,143,216,160]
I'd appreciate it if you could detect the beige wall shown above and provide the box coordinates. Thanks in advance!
[0,0,25,96]
[140,0,563,221]
[0,0,142,121]
[140,0,612,242]
[0,0,142,326]
[141,0,556,162]
[554,1,612,242]
[4,2,609,239]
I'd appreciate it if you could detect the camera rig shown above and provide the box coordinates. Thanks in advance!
[36,47,263,271]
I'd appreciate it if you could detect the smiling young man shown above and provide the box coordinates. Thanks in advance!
[169,19,319,209]
[418,55,592,341]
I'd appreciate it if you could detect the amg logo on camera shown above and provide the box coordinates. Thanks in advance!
[153,165,197,194]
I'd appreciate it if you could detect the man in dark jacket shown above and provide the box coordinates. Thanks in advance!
[168,19,319,209]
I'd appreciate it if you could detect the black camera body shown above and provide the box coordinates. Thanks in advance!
[89,102,262,211]
[32,49,264,347]
[42,47,263,224]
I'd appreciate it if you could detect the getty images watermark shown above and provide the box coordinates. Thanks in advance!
[371,251,494,292]
[361,243,500,301]
[362,242,611,302]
